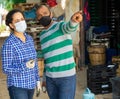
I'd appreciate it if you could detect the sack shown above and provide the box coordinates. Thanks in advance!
[50,4,65,17]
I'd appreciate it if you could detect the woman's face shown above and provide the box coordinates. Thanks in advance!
[9,12,25,30]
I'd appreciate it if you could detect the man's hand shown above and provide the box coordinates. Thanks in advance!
[71,11,83,23]
[42,81,47,93]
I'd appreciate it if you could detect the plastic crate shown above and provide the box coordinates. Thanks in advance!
[87,80,112,89]
[87,64,117,80]
[87,79,112,94]
[89,87,112,94]
[87,69,116,80]
[88,64,118,71]
[87,64,117,94]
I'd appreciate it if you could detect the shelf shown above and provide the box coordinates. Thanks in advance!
[0,31,10,37]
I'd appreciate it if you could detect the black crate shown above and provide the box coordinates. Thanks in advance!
[87,80,112,89]
[87,64,117,79]
[88,64,118,71]
[89,87,112,94]
[88,80,112,94]
[87,64,117,94]
[87,69,116,81]
[87,75,116,83]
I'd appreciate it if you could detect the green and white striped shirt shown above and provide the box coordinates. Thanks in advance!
[40,21,78,78]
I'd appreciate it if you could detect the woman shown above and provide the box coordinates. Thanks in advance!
[1,9,41,99]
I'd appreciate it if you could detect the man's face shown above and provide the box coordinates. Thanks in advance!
[36,6,51,20]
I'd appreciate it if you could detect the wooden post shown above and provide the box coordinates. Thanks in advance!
[79,0,85,68]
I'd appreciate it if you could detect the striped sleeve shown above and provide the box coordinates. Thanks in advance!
[61,20,79,34]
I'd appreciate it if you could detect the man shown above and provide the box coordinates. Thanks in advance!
[36,4,83,99]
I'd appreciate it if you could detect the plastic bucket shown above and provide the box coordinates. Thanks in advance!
[83,88,95,99]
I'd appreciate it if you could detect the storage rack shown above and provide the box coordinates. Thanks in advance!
[88,0,120,49]
[26,19,44,77]
[26,19,44,51]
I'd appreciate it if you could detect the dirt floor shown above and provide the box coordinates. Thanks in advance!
[0,60,113,99]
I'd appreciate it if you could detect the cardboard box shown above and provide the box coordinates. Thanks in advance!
[38,58,44,77]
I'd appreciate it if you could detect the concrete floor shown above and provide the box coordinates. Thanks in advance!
[0,65,113,99]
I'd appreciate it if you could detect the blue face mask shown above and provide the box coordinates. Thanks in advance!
[38,15,52,27]
[14,20,27,33]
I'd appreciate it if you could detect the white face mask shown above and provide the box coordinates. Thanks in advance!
[14,20,27,33]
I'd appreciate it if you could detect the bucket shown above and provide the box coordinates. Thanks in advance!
[88,45,106,66]
[82,88,95,99]
[110,77,120,99]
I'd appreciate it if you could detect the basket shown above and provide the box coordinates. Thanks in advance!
[112,56,120,63]
[88,45,106,66]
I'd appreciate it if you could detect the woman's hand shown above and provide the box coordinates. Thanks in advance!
[42,81,47,93]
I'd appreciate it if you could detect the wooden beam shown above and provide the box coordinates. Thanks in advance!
[79,0,85,67]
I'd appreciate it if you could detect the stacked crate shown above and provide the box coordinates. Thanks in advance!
[88,0,120,49]
[26,19,44,77]
[87,64,117,94]
[106,0,119,48]
[88,0,105,26]
[13,3,36,11]
[26,19,44,51]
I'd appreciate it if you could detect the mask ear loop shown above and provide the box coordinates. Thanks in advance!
[49,11,53,22]
[49,11,52,18]
[49,6,53,18]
